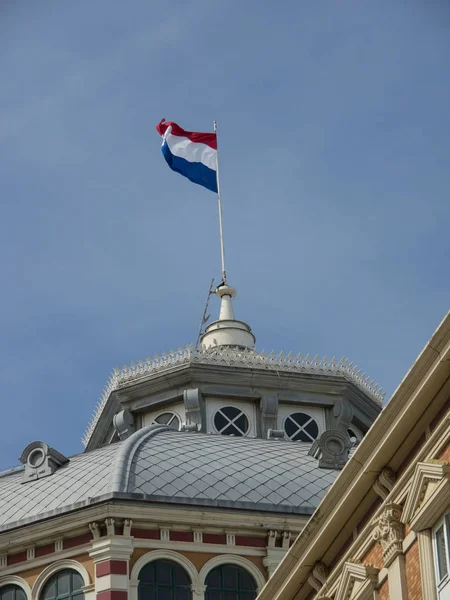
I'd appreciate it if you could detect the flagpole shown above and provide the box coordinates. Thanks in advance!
[214,120,227,284]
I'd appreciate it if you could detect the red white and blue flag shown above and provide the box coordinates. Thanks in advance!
[156,119,218,193]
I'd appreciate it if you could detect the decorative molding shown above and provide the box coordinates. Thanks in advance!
[31,559,91,600]
[0,556,7,568]
[26,548,35,561]
[226,533,235,546]
[282,531,291,549]
[160,529,170,541]
[267,531,277,548]
[132,538,265,557]
[372,503,404,568]
[122,520,132,537]
[105,519,115,537]
[89,523,101,541]
[335,562,379,600]
[0,545,92,579]
[0,576,32,600]
[183,388,204,430]
[193,531,203,544]
[89,537,133,563]
[83,347,384,446]
[313,561,329,586]
[332,399,353,430]
[307,561,328,592]
[372,468,396,500]
[402,461,450,530]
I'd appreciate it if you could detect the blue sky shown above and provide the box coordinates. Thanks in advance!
[0,1,449,470]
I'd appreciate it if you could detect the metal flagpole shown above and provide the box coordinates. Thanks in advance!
[214,120,227,284]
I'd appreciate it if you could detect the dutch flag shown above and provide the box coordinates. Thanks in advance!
[156,119,218,193]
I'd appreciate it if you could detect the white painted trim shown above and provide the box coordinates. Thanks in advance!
[130,550,201,600]
[0,575,32,600]
[133,538,265,556]
[31,559,91,600]
[0,546,91,579]
[402,529,417,553]
[95,574,128,592]
[198,554,266,593]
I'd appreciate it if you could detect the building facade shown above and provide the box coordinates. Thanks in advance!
[0,285,383,600]
[257,311,450,600]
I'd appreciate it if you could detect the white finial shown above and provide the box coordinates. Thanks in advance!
[200,283,255,350]
[216,284,236,320]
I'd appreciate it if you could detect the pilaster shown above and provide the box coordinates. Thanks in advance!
[417,529,438,600]
[89,521,134,600]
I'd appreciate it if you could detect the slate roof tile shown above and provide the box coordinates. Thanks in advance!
[0,429,339,531]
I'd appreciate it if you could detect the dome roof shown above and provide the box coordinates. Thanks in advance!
[0,426,339,532]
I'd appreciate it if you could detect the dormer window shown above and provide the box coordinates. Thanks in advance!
[213,406,249,436]
[19,441,69,484]
[284,413,319,442]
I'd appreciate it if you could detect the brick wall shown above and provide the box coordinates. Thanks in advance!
[378,578,389,600]
[438,440,450,461]
[405,541,422,600]
[362,542,383,570]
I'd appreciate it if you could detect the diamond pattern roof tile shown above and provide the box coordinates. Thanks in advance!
[0,427,340,531]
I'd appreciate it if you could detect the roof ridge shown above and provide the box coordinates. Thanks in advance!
[109,424,170,493]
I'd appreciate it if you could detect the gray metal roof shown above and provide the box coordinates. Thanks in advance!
[0,426,339,532]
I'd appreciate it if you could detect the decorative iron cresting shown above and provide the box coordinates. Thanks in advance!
[82,346,384,447]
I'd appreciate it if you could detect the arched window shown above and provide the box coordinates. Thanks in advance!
[138,559,192,599]
[40,570,84,600]
[205,564,257,599]
[0,585,27,600]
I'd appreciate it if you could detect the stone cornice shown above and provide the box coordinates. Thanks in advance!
[0,499,307,555]
[256,311,450,600]
[83,347,384,446]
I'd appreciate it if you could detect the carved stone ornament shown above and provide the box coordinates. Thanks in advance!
[332,398,353,431]
[372,503,404,567]
[123,519,133,536]
[309,430,352,469]
[372,467,396,500]
[183,388,204,430]
[89,522,101,540]
[19,441,69,483]
[307,561,329,592]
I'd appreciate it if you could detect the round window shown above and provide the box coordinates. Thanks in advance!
[284,413,319,442]
[152,412,181,431]
[28,448,45,468]
[214,406,249,436]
